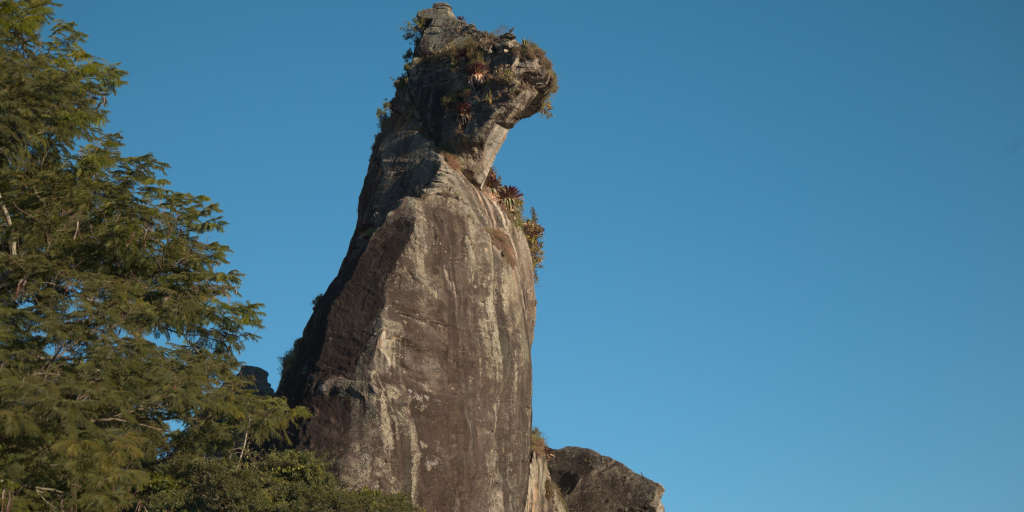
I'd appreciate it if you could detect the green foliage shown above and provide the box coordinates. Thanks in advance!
[400,15,427,43]
[517,40,558,118]
[0,3,414,510]
[143,450,420,512]
[279,337,302,379]
[518,39,543,61]
[497,185,524,218]
[395,14,557,124]
[490,64,517,85]
[485,169,545,278]
[522,208,545,275]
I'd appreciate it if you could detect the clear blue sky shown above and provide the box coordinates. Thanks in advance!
[61,1,1022,510]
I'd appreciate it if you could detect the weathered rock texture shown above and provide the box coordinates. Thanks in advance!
[525,451,568,512]
[277,4,556,511]
[548,447,666,512]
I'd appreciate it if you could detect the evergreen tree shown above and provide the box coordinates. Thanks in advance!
[143,450,419,512]
[0,2,406,510]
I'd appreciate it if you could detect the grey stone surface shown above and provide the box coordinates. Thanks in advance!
[548,447,666,512]
[276,5,555,512]
[525,451,568,512]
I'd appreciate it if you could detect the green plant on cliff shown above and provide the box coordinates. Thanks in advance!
[530,427,547,459]
[0,3,415,510]
[485,169,546,276]
[517,40,558,118]
[279,337,302,380]
[522,207,545,274]
[529,427,567,508]
[396,14,557,120]
[497,184,525,218]
[400,15,428,43]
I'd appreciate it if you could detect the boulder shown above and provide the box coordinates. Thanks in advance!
[238,365,273,396]
[548,447,666,512]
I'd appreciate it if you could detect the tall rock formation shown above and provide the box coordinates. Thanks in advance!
[277,4,556,511]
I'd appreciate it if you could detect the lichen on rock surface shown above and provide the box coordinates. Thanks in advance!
[276,4,556,512]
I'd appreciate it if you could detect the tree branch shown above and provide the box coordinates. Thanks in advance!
[0,191,15,256]
[237,419,251,468]
[95,417,165,433]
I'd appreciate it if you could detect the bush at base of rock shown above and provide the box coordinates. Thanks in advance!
[143,449,420,512]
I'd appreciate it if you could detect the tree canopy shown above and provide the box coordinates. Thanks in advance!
[0,1,416,510]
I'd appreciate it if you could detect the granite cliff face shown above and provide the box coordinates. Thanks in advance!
[525,450,568,512]
[276,4,665,511]
[277,4,554,511]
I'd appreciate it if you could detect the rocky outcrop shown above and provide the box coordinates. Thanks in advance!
[548,447,666,512]
[238,365,273,396]
[276,4,556,512]
[525,452,568,512]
